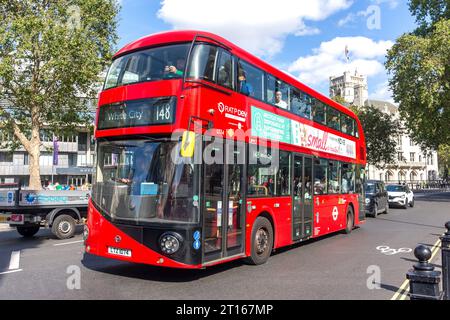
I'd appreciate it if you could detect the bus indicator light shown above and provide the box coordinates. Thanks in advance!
[181,131,196,158]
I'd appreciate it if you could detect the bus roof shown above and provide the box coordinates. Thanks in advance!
[114,30,360,123]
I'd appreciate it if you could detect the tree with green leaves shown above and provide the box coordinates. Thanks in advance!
[0,0,119,189]
[352,105,402,169]
[438,144,450,180]
[386,0,449,151]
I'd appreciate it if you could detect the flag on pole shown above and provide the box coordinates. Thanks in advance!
[345,45,350,62]
[53,136,59,166]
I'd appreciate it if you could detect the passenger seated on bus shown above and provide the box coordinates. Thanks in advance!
[274,91,288,109]
[164,58,185,78]
[238,70,253,96]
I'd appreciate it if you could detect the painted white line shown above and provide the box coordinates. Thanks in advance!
[53,240,84,247]
[0,269,23,275]
[8,251,20,270]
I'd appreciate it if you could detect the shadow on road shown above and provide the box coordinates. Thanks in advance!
[81,253,245,283]
[376,217,445,230]
[81,228,359,283]
[415,192,450,203]
[400,257,441,269]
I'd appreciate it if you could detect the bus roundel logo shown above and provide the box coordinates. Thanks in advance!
[114,235,121,243]
[332,207,339,221]
[218,102,225,113]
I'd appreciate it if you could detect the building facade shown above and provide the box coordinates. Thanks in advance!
[329,71,439,184]
[329,70,369,107]
[0,129,95,188]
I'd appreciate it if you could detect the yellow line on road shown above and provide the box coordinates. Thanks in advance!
[391,238,441,300]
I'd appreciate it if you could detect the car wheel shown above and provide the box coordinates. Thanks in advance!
[409,198,414,208]
[384,203,389,214]
[403,199,408,209]
[373,204,378,218]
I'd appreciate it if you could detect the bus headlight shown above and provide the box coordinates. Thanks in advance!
[159,232,182,255]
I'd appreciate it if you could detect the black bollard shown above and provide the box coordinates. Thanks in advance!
[406,245,442,300]
[441,222,450,300]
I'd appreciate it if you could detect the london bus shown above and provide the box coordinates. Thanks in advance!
[84,30,367,269]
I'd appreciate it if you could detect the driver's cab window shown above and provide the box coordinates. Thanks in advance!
[187,44,218,81]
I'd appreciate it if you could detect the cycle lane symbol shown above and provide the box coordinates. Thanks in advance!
[376,245,412,256]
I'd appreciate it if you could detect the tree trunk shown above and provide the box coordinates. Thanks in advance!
[28,142,42,190]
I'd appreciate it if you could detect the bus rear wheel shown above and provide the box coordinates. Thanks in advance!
[344,207,354,234]
[246,216,273,265]
[17,225,40,238]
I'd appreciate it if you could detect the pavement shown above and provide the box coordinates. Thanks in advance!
[0,192,449,300]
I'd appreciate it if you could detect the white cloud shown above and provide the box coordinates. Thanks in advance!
[157,0,353,58]
[371,0,399,9]
[287,36,393,86]
[370,81,395,103]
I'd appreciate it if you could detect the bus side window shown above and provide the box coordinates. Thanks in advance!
[216,50,233,89]
[328,161,340,194]
[313,101,326,125]
[238,60,264,100]
[187,44,218,81]
[327,107,341,132]
[314,159,328,195]
[341,163,355,194]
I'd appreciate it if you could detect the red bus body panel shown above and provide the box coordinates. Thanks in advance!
[88,30,367,269]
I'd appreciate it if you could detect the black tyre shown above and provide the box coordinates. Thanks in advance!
[373,203,378,218]
[344,206,354,234]
[384,203,389,214]
[245,216,273,265]
[16,225,40,238]
[403,199,408,209]
[51,214,76,240]
[409,198,415,208]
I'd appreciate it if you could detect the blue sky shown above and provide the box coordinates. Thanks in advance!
[116,0,417,102]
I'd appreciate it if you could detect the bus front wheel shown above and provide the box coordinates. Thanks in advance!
[246,216,274,265]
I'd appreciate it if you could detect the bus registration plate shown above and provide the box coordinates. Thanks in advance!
[108,246,132,257]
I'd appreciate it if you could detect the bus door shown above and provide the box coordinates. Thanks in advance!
[202,138,246,264]
[292,155,314,241]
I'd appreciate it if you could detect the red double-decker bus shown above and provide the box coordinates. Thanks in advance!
[85,30,367,269]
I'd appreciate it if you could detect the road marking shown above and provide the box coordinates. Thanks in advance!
[8,251,20,270]
[0,269,23,275]
[53,240,84,247]
[391,238,441,300]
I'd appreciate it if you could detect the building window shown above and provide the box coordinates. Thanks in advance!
[78,132,88,152]
[0,152,13,163]
[68,153,77,167]
[398,152,404,162]
[24,153,29,165]
[410,152,415,162]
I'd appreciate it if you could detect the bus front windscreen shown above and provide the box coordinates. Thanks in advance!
[92,139,199,224]
[104,43,190,90]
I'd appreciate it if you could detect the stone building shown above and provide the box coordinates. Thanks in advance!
[329,71,439,183]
